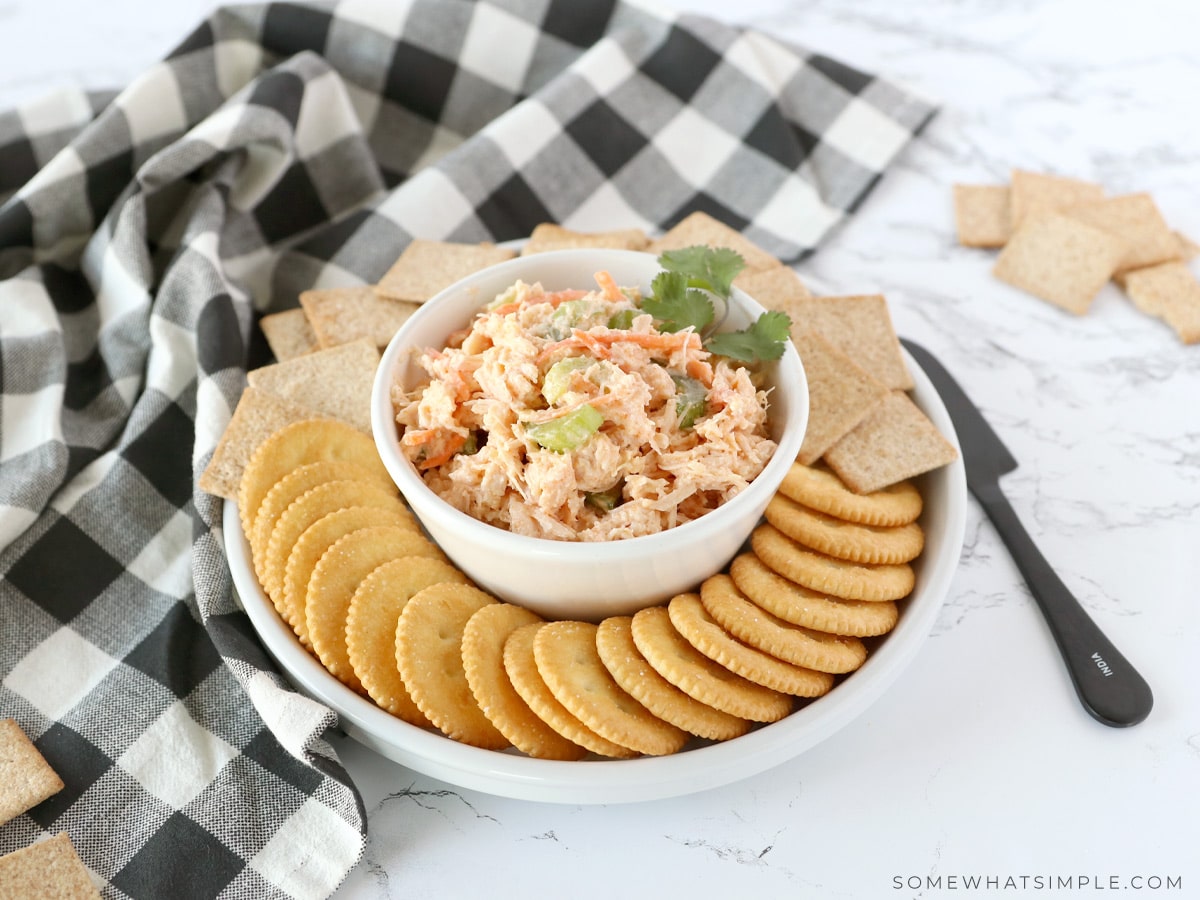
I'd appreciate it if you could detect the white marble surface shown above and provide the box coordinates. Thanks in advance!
[4,0,1198,897]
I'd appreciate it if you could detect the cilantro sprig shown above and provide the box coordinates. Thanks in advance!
[659,246,745,298]
[642,271,713,333]
[641,245,792,363]
[705,310,792,361]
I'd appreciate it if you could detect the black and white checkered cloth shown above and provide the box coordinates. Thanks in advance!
[0,1,934,896]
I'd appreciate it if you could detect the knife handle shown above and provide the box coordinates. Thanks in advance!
[973,485,1153,727]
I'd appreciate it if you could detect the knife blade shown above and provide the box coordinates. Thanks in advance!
[901,338,1153,728]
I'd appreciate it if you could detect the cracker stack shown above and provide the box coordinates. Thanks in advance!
[954,170,1200,343]
[221,390,935,759]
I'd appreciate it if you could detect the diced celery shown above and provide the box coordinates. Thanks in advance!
[607,308,637,330]
[585,484,623,511]
[524,404,604,452]
[541,357,593,404]
[672,374,708,429]
[545,299,604,339]
[487,283,522,309]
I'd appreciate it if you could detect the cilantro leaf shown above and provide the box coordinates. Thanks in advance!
[704,310,792,362]
[641,246,789,363]
[642,270,714,333]
[658,246,745,298]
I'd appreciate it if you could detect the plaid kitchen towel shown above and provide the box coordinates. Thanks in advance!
[0,0,935,896]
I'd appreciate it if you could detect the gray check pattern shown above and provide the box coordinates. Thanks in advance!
[0,1,935,896]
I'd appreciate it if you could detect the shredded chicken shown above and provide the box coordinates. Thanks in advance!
[392,275,776,541]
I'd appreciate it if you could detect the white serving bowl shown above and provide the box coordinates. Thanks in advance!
[370,249,809,621]
[226,344,966,804]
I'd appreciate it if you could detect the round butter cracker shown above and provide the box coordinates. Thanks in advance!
[669,590,835,697]
[700,574,867,675]
[238,418,390,538]
[306,525,444,691]
[751,523,915,603]
[345,556,470,726]
[778,461,922,526]
[596,616,750,742]
[248,459,397,583]
[534,621,689,757]
[462,604,586,760]
[630,603,792,723]
[281,506,412,643]
[395,583,509,750]
[730,553,898,637]
[503,623,636,759]
[264,478,414,605]
[765,493,924,565]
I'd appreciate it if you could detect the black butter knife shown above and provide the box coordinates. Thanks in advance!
[901,339,1153,728]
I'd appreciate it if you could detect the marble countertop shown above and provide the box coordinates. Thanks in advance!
[4,0,1197,897]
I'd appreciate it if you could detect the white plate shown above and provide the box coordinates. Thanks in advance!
[224,348,967,804]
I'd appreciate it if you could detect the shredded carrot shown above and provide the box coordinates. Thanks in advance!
[536,332,611,364]
[586,391,626,409]
[608,331,688,352]
[403,428,439,447]
[593,270,624,303]
[537,328,706,365]
[418,433,467,470]
[412,432,468,472]
[687,358,714,388]
[544,288,588,306]
[489,288,587,317]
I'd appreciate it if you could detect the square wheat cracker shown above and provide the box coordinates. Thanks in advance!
[824,391,959,494]
[198,387,327,499]
[992,213,1127,315]
[790,295,914,390]
[1063,193,1180,274]
[1174,231,1199,261]
[1122,261,1200,344]
[733,266,812,311]
[0,719,64,825]
[520,223,649,254]
[376,239,516,303]
[647,211,781,274]
[1009,169,1104,228]
[300,285,419,350]
[246,338,379,432]
[0,833,100,899]
[792,330,889,466]
[953,184,1011,248]
[259,308,319,361]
